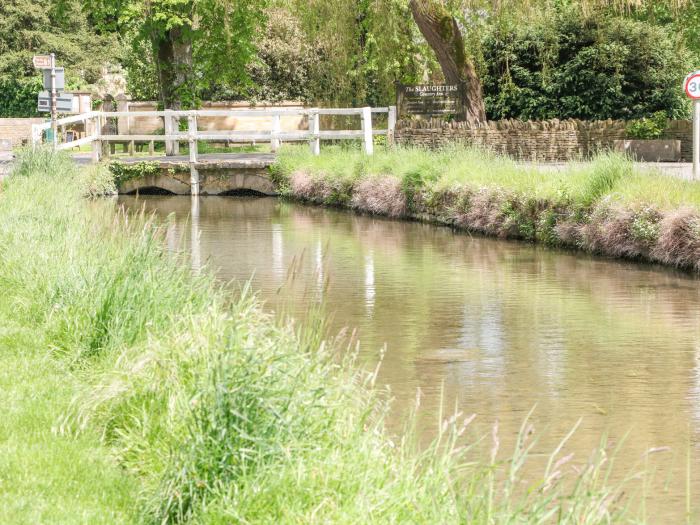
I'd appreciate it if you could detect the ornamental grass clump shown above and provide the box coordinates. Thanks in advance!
[351,175,407,217]
[652,208,700,271]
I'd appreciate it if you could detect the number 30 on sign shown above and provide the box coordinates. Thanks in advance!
[685,71,700,100]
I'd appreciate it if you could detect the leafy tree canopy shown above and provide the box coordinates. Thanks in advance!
[481,5,694,120]
[83,0,267,108]
[0,0,119,116]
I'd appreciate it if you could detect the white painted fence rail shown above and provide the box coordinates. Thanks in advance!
[31,106,397,160]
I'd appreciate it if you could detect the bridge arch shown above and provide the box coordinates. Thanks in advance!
[116,169,278,196]
[118,174,192,195]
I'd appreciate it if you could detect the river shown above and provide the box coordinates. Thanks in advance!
[120,195,700,522]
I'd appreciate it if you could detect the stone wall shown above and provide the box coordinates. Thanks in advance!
[116,101,307,136]
[0,118,46,151]
[395,118,693,162]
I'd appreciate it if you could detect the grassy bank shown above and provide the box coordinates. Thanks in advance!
[1,149,630,523]
[273,145,700,271]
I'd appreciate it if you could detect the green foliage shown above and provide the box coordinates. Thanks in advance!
[630,206,661,245]
[78,164,118,197]
[122,38,160,102]
[204,8,321,103]
[268,0,439,106]
[10,146,76,179]
[578,153,632,207]
[481,7,693,120]
[536,209,561,246]
[108,161,164,185]
[626,111,669,140]
[83,0,267,108]
[0,77,43,118]
[0,0,121,116]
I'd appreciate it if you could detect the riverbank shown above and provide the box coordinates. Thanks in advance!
[273,146,700,272]
[1,149,630,523]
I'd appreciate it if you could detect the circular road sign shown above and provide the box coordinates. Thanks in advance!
[685,71,700,100]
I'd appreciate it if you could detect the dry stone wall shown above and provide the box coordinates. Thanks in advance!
[395,118,693,162]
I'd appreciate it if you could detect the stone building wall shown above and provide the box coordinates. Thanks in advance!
[116,101,307,136]
[0,118,46,150]
[395,118,693,162]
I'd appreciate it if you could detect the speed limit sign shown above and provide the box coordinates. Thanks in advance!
[685,71,700,100]
[687,71,700,179]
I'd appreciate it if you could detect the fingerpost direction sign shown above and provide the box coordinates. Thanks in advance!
[32,55,52,69]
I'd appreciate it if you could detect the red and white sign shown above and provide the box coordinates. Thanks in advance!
[684,71,700,100]
[32,55,52,69]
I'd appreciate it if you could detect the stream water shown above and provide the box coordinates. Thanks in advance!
[120,195,700,522]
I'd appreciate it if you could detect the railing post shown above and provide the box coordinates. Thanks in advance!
[309,109,320,156]
[165,110,174,156]
[388,105,397,147]
[362,106,373,155]
[173,113,180,155]
[99,113,111,159]
[31,124,42,149]
[127,109,134,156]
[271,114,281,153]
[91,114,102,163]
[188,112,200,196]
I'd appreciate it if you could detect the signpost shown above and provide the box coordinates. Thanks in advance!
[43,67,64,91]
[684,71,700,179]
[32,55,52,69]
[33,53,59,149]
[37,91,74,113]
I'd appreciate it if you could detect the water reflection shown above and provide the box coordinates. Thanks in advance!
[120,195,700,522]
[191,196,201,273]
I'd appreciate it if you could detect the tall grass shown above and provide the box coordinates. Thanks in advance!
[275,145,700,271]
[0,149,635,523]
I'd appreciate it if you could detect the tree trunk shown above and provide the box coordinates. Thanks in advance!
[155,26,193,110]
[409,0,486,123]
[154,26,193,155]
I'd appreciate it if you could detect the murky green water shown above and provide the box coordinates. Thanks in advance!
[120,195,700,522]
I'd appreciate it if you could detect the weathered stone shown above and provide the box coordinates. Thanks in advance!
[613,140,682,162]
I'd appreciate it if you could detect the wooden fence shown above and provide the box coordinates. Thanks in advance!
[31,106,398,160]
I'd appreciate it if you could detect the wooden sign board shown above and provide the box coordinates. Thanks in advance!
[33,55,52,69]
[396,83,463,118]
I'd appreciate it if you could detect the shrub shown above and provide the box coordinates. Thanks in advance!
[626,111,668,140]
[482,7,692,120]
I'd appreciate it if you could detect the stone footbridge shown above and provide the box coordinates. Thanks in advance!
[30,106,397,195]
[114,153,278,195]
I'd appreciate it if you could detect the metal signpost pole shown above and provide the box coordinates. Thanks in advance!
[695,99,700,180]
[684,71,700,180]
[50,53,57,150]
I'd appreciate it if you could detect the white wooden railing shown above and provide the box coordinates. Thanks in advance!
[31,106,397,161]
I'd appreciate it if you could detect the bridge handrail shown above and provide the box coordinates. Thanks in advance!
[88,107,391,120]
[32,105,397,158]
